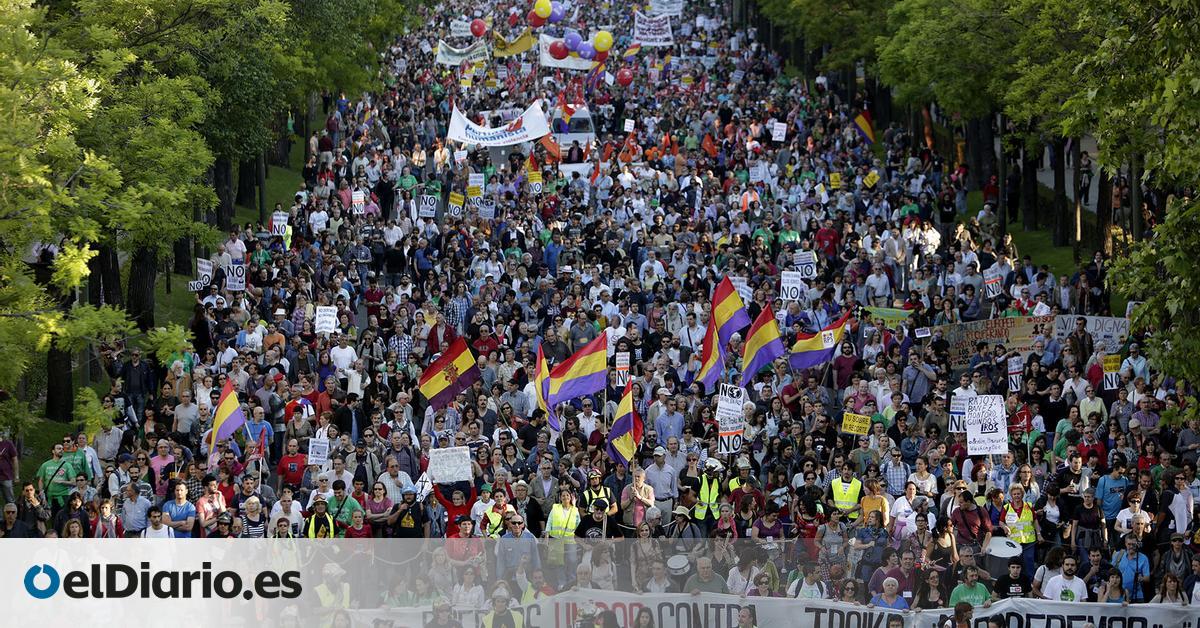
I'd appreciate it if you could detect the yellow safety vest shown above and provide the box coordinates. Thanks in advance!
[482,610,524,628]
[547,503,580,538]
[694,475,721,520]
[1003,503,1036,544]
[729,476,749,492]
[306,513,335,538]
[584,486,613,510]
[831,478,863,520]
[316,582,350,627]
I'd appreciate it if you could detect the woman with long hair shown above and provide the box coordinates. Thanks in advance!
[912,568,946,609]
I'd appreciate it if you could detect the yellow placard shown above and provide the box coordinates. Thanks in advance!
[842,412,871,435]
[830,172,842,189]
[863,171,880,188]
[448,192,465,207]
[1103,354,1122,373]
[467,185,481,198]
[527,171,543,184]
[682,75,694,86]
[459,76,472,88]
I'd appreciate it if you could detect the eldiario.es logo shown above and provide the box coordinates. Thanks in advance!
[24,562,301,600]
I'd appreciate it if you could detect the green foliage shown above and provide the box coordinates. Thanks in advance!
[758,0,892,72]
[0,398,39,441]
[73,387,110,439]
[142,324,194,366]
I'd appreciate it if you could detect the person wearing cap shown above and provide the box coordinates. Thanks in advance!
[574,497,621,541]
[582,468,617,517]
[480,588,522,628]
[645,445,678,514]
[302,494,336,538]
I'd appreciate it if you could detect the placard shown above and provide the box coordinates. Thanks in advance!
[949,396,967,433]
[307,439,330,467]
[749,163,766,183]
[914,327,931,339]
[771,122,787,142]
[624,119,635,132]
[779,271,807,302]
[794,250,817,280]
[614,352,630,387]
[841,412,870,436]
[427,446,473,483]
[716,384,746,455]
[468,173,485,188]
[271,211,288,237]
[224,260,246,292]
[966,395,1008,455]
[728,276,753,303]
[829,172,843,189]
[1103,354,1122,390]
[190,258,214,292]
[419,194,439,218]
[632,11,674,47]
[478,198,497,220]
[314,306,338,335]
[730,69,744,84]
[454,149,468,164]
[863,171,880,188]
[447,192,465,218]
[983,266,1004,299]
[1007,356,1024,393]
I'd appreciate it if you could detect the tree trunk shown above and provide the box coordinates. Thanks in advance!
[1070,138,1082,263]
[31,262,75,422]
[235,158,257,209]
[1051,137,1069,246]
[1096,169,1113,254]
[978,116,996,184]
[87,249,102,307]
[1130,155,1143,241]
[173,237,192,275]
[98,242,121,306]
[213,156,235,232]
[1021,145,1039,231]
[126,246,158,332]
[997,114,1007,238]
[257,150,268,224]
[965,118,983,191]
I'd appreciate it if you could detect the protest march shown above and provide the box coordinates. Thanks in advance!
[2,0,1196,625]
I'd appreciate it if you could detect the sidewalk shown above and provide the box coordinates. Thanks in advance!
[997,135,1099,212]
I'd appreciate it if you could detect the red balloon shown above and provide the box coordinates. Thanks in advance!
[470,18,487,37]
[527,10,545,26]
[594,50,609,63]
[549,40,569,60]
[508,12,519,26]
[616,67,634,87]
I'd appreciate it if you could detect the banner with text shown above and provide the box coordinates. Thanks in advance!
[935,315,1055,371]
[447,102,551,146]
[435,39,491,66]
[633,11,675,46]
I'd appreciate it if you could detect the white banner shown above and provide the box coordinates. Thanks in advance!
[1053,315,1130,354]
[647,0,684,17]
[716,384,745,455]
[966,394,1008,454]
[314,306,338,335]
[633,11,674,46]
[795,250,817,279]
[446,102,551,146]
[224,260,245,292]
[435,39,490,66]
[779,271,807,302]
[538,34,595,70]
[449,18,472,38]
[427,446,473,483]
[418,194,438,218]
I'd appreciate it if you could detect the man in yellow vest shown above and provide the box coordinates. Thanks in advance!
[582,469,617,516]
[825,461,863,520]
[483,489,516,538]
[315,562,350,628]
[303,495,336,538]
[480,588,523,628]
[693,459,724,534]
[1000,483,1037,575]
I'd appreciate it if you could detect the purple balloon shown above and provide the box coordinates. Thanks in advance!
[578,42,595,60]
[549,1,565,23]
[563,31,582,51]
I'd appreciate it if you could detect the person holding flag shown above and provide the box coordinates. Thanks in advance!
[207,379,248,468]
[741,307,787,387]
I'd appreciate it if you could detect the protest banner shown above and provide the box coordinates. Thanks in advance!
[351,190,365,215]
[1008,355,1024,392]
[270,211,288,237]
[189,258,213,292]
[307,439,330,467]
[647,0,684,17]
[841,412,870,436]
[949,396,967,433]
[716,384,746,455]
[427,446,473,483]
[633,11,674,46]
[1103,354,1122,390]
[447,102,550,146]
[1052,315,1130,354]
[983,266,1004,299]
[492,30,535,57]
[418,194,438,218]
[966,395,1008,455]
[434,39,490,66]
[779,271,807,302]
[449,18,473,38]
[771,121,787,142]
[538,34,595,70]
[477,198,497,220]
[794,250,817,279]
[314,306,338,335]
[935,315,1055,371]
[224,260,246,291]
[862,306,913,328]
[614,352,630,387]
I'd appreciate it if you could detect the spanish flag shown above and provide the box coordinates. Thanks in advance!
[605,380,643,468]
[789,310,852,371]
[740,307,786,386]
[853,110,875,145]
[695,315,724,393]
[534,345,559,430]
[547,334,607,407]
[208,379,247,466]
[622,43,642,62]
[419,337,481,410]
[712,277,752,347]
[701,133,718,158]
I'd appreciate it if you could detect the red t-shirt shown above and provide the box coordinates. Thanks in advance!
[276,453,308,486]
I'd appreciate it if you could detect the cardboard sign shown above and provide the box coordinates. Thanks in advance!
[716,384,746,455]
[779,271,807,303]
[351,190,365,215]
[794,251,817,280]
[624,119,636,132]
[749,163,766,183]
[224,260,246,292]
[1007,356,1024,393]
[419,194,439,218]
[478,198,497,220]
[447,192,465,218]
[949,396,968,433]
[1103,354,1122,390]
[271,211,288,237]
[307,439,330,467]
[771,122,787,142]
[614,352,630,387]
[314,306,338,335]
[983,267,1004,300]
[427,446,473,483]
[966,395,1008,455]
[841,412,871,436]
[190,258,214,292]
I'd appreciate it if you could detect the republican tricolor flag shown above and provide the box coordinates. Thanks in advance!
[605,381,643,468]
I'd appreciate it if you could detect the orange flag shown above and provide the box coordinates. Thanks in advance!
[540,135,561,162]
[702,133,718,158]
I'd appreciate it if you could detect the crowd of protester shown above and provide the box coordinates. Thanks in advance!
[0,0,1195,625]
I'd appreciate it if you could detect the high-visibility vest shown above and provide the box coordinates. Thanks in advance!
[1003,502,1036,544]
[316,582,350,627]
[729,476,748,492]
[584,486,613,511]
[482,610,524,628]
[831,478,862,520]
[694,475,721,520]
[305,513,335,538]
[484,509,505,538]
[547,503,580,538]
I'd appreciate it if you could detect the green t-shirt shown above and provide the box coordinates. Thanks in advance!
[327,494,364,531]
[38,456,78,498]
[949,581,990,607]
[398,174,418,191]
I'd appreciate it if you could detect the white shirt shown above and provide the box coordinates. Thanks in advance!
[141,524,175,538]
[329,345,358,371]
[1043,574,1087,602]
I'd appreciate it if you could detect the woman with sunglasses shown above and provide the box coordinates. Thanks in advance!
[364,481,393,537]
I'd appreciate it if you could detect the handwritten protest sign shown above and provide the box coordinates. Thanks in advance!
[427,447,473,483]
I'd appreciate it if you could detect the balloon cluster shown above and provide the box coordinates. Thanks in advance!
[546,28,614,62]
